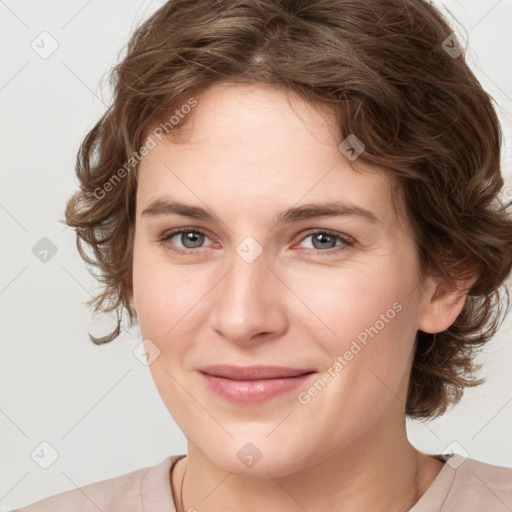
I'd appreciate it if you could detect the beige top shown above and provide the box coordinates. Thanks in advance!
[12,453,512,511]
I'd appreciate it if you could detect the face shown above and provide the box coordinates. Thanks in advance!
[132,82,431,477]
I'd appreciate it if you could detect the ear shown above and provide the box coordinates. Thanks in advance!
[418,272,478,334]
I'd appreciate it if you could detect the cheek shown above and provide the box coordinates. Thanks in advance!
[288,258,420,390]
[133,243,176,342]
[134,272,192,343]
[132,247,214,353]
[293,264,412,336]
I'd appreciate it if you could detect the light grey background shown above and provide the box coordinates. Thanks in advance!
[1,0,511,509]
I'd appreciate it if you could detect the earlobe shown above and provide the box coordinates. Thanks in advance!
[418,274,477,334]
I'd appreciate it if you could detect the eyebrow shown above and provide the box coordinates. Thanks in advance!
[141,198,379,224]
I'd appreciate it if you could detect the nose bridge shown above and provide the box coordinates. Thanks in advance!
[210,238,286,342]
[222,241,272,316]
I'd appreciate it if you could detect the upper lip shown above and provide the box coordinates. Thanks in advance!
[199,365,315,380]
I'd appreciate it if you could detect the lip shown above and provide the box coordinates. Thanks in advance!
[198,365,316,403]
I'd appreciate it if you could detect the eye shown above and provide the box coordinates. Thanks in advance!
[159,228,353,256]
[160,228,215,254]
[296,229,353,254]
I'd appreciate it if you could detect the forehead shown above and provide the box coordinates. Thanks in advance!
[137,83,401,226]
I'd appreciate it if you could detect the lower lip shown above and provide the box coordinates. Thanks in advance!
[200,372,315,404]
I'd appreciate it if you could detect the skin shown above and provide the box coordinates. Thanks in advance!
[130,82,474,512]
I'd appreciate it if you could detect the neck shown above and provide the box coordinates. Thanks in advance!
[172,424,444,512]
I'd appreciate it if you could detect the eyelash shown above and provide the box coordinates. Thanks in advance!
[159,227,354,256]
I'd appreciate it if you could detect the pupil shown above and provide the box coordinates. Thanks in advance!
[184,232,204,248]
[180,232,336,250]
[314,233,334,249]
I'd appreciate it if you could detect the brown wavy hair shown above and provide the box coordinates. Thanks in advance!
[64,0,512,420]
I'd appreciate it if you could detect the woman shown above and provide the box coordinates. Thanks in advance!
[15,0,512,510]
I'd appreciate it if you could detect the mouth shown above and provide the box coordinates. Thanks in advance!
[198,365,316,403]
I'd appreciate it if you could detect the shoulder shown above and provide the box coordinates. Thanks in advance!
[444,454,512,510]
[12,455,184,512]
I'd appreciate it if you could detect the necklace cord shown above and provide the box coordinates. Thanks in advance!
[179,460,188,512]
[177,454,426,510]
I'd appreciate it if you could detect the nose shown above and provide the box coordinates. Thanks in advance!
[209,242,288,345]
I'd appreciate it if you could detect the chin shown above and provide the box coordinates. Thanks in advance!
[198,436,313,478]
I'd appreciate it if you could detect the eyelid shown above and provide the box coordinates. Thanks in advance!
[293,228,354,248]
[159,227,354,255]
[160,226,217,251]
